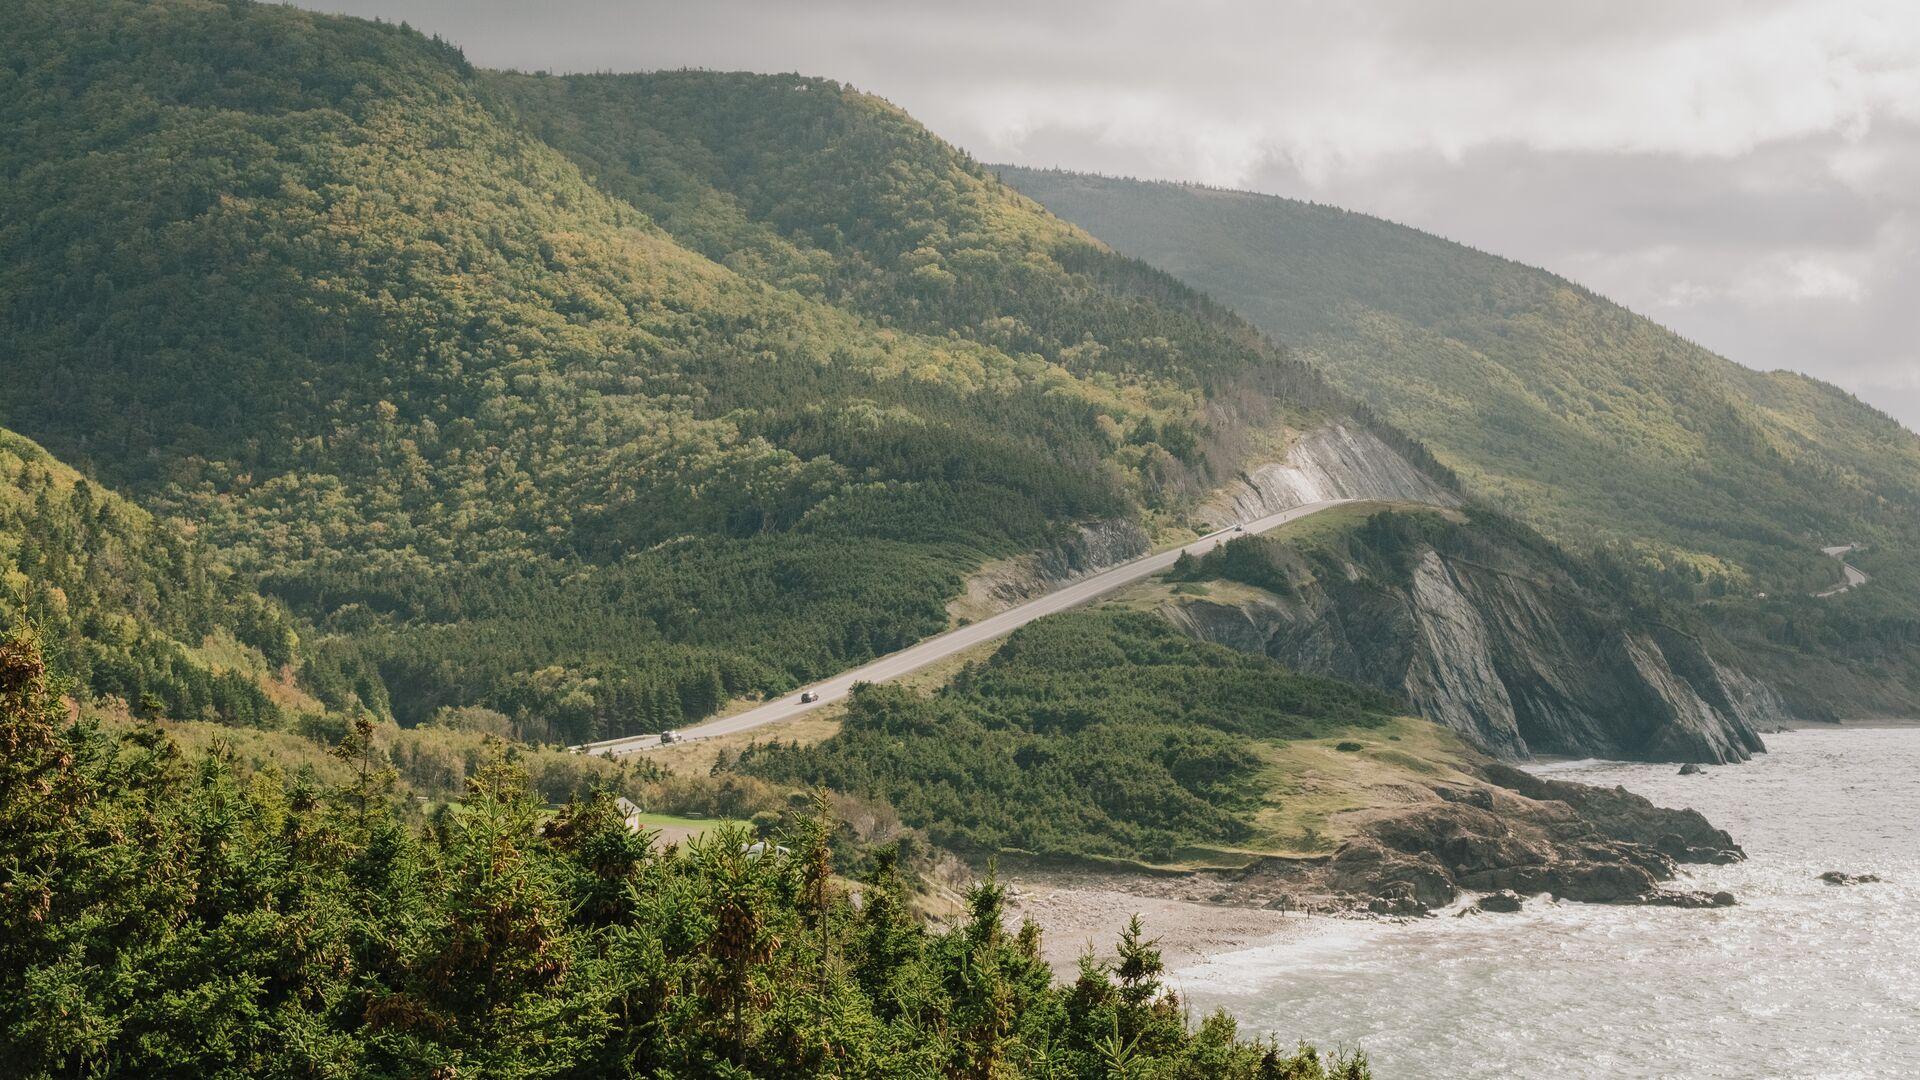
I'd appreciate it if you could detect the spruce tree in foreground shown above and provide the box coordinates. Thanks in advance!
[0,625,1370,1077]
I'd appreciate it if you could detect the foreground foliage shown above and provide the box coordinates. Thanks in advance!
[0,627,1367,1078]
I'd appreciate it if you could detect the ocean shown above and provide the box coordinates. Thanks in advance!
[1173,726,1920,1079]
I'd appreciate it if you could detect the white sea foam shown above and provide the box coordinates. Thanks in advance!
[1170,728,1920,1079]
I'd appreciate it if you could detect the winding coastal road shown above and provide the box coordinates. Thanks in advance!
[1815,543,1871,598]
[577,498,1356,756]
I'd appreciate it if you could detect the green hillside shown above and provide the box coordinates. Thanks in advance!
[998,169,1920,601]
[0,429,292,725]
[0,0,1389,745]
[486,71,1324,395]
[746,609,1400,863]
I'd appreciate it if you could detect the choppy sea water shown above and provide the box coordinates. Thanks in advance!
[1172,727,1920,1079]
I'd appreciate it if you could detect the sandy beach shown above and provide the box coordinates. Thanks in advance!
[1003,874,1336,974]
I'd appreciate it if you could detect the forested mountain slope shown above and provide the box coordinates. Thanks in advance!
[1,0,1408,745]
[999,170,1920,603]
[487,72,1335,412]
[0,429,292,725]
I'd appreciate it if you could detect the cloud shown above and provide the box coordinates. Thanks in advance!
[289,0,1920,429]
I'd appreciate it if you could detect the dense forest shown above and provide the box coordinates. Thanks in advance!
[0,429,292,726]
[744,611,1400,863]
[0,0,1413,745]
[0,627,1373,1078]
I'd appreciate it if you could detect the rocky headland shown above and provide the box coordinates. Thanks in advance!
[1158,504,1792,763]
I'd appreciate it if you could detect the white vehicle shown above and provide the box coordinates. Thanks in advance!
[659,730,679,745]
[799,691,818,704]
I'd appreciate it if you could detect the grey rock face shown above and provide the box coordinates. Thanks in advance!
[1205,424,1457,526]
[960,518,1150,612]
[1162,544,1778,764]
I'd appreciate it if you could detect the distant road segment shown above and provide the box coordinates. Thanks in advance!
[1815,543,1871,598]
[577,499,1356,756]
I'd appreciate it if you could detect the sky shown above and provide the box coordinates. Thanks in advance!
[294,0,1920,429]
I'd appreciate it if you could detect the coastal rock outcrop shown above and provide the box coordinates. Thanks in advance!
[1193,763,1744,916]
[1159,512,1787,763]
[1818,871,1883,886]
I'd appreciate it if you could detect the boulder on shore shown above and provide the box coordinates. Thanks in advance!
[1366,880,1428,916]
[1818,871,1883,886]
[1638,889,1736,908]
[1472,889,1525,913]
[1654,832,1745,865]
[1677,763,1704,776]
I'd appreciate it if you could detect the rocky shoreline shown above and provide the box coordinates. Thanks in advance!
[1006,761,1746,962]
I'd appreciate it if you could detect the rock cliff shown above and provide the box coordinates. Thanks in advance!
[1160,509,1789,763]
[955,422,1449,618]
[951,519,1151,619]
[1203,424,1457,526]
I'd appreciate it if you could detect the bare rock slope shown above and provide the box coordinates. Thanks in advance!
[1160,510,1788,763]
[1205,424,1456,525]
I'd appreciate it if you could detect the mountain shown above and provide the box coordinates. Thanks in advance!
[0,0,1394,746]
[1,0,1815,759]
[0,427,292,725]
[999,168,1920,714]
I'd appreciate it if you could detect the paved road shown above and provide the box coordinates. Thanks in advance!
[1815,543,1871,598]
[577,498,1356,756]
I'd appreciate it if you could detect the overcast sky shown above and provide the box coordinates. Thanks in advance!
[295,0,1920,429]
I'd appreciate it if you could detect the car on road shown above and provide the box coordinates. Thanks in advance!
[659,730,679,745]
[799,691,818,703]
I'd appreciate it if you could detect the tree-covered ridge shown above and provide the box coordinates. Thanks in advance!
[745,610,1400,863]
[2,0,1413,742]
[489,71,1332,397]
[3,0,1138,561]
[998,168,1920,601]
[0,628,1371,1078]
[0,430,290,726]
